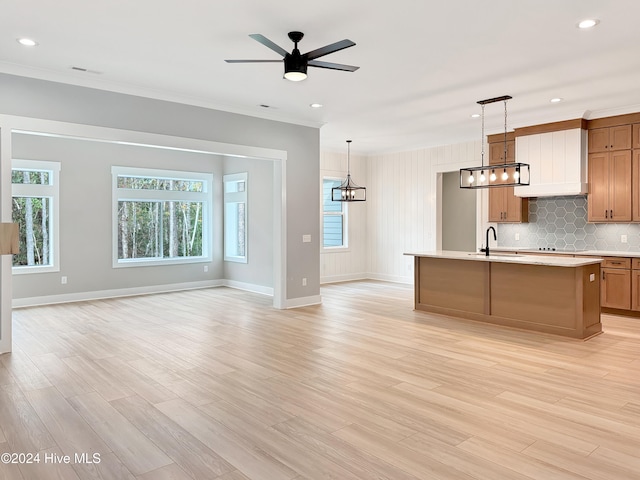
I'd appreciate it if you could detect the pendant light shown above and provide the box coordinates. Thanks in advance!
[460,95,530,189]
[331,140,366,202]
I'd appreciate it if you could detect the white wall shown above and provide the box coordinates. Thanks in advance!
[321,140,487,285]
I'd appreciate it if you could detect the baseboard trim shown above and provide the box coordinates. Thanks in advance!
[285,294,322,309]
[12,278,281,308]
[223,280,273,296]
[320,273,368,284]
[366,272,413,285]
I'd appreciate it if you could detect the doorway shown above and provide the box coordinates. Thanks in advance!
[441,171,476,251]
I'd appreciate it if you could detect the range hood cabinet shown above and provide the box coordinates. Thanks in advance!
[514,128,587,198]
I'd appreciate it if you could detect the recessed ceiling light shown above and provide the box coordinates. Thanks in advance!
[470,113,480,118]
[577,19,599,29]
[17,38,38,47]
[550,97,563,103]
[310,103,323,108]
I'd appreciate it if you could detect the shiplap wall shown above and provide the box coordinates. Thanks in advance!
[320,140,487,284]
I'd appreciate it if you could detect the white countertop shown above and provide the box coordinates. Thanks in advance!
[404,250,603,267]
[492,247,640,258]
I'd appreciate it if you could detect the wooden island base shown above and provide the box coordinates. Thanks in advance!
[412,255,602,339]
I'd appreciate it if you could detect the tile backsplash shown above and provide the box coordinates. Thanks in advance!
[498,195,640,252]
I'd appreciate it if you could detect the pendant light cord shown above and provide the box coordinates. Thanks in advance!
[480,104,485,168]
[503,99,508,160]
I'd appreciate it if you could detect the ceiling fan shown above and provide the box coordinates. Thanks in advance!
[225,31,359,82]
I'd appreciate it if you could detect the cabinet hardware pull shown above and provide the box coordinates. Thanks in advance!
[603,271,605,280]
[605,210,608,218]
[611,262,621,265]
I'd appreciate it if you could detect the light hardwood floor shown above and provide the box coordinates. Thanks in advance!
[1,280,640,479]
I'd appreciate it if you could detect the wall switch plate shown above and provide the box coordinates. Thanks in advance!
[515,233,520,241]
[204,265,208,273]
[61,276,67,284]
[621,234,628,243]
[302,234,311,243]
[302,277,307,286]
[590,273,595,282]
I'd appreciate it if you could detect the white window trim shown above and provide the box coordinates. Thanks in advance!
[321,176,349,252]
[111,165,213,268]
[223,172,248,263]
[11,159,61,274]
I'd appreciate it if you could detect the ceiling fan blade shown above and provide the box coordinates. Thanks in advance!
[305,39,355,60]
[249,34,289,57]
[225,59,282,63]
[308,60,359,72]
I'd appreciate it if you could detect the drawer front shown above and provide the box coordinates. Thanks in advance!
[633,258,640,270]
[602,257,631,269]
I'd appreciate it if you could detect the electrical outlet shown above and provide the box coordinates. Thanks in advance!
[302,234,311,243]
[621,235,628,244]
[515,233,520,241]
[302,277,307,286]
[61,276,67,284]
[204,265,209,272]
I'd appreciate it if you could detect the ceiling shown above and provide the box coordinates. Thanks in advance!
[2,0,640,154]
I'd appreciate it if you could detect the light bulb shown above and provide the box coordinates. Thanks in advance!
[490,170,496,182]
[514,169,520,180]
[502,169,509,181]
[468,174,474,184]
[479,171,486,182]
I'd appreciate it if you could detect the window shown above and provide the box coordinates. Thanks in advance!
[112,166,212,267]
[322,178,347,248]
[11,160,61,274]
[223,172,248,263]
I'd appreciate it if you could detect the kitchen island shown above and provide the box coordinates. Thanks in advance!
[405,251,603,339]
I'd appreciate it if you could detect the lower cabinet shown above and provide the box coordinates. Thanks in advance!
[632,259,640,311]
[602,271,631,309]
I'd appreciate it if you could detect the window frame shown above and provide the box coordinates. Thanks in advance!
[322,176,349,251]
[111,166,213,268]
[11,159,61,274]
[223,172,248,263]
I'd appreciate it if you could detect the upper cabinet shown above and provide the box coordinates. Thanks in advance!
[585,114,640,222]
[489,139,515,164]
[587,150,632,222]
[588,125,632,152]
[487,132,528,223]
[514,120,587,198]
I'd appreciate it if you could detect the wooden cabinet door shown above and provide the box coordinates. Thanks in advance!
[633,123,640,149]
[489,140,515,165]
[601,268,631,309]
[610,125,632,151]
[609,150,632,221]
[589,126,632,152]
[488,189,505,222]
[504,187,528,222]
[588,128,609,153]
[633,150,640,221]
[632,270,640,311]
[587,152,610,222]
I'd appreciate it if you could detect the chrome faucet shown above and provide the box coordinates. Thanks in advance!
[481,226,497,256]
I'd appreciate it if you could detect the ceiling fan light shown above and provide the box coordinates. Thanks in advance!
[284,71,307,81]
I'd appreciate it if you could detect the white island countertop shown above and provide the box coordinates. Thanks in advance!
[490,247,640,258]
[404,250,603,267]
